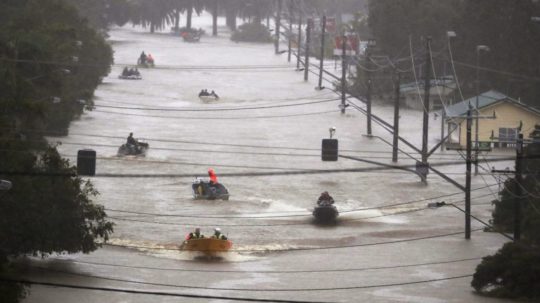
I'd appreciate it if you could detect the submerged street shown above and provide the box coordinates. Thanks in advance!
[20,15,512,303]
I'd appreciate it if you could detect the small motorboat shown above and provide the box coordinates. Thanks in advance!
[192,177,229,200]
[181,31,202,42]
[199,95,219,102]
[313,201,339,223]
[118,74,142,80]
[137,58,155,68]
[117,141,149,156]
[180,237,232,255]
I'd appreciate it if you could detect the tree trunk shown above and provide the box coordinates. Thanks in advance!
[186,2,193,29]
[212,0,218,36]
[226,9,237,30]
[150,21,155,33]
[174,9,180,32]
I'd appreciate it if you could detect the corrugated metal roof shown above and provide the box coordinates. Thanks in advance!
[444,90,511,117]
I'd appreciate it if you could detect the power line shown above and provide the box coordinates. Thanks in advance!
[435,57,540,82]
[92,97,340,112]
[42,255,483,274]
[104,187,497,219]
[20,266,474,292]
[92,108,340,120]
[104,229,483,252]
[108,195,494,227]
[0,278,323,303]
[1,127,521,158]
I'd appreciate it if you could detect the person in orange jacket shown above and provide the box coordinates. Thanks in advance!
[208,168,218,184]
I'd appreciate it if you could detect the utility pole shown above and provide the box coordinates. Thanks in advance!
[341,35,347,114]
[287,0,293,62]
[421,37,432,182]
[475,45,490,175]
[465,107,472,239]
[392,71,401,162]
[317,15,326,90]
[212,0,218,36]
[275,0,282,54]
[440,108,445,151]
[366,43,372,135]
[514,133,523,241]
[304,18,311,81]
[296,16,302,70]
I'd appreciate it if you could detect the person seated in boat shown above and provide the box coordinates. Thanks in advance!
[210,90,219,99]
[187,227,204,239]
[208,168,218,185]
[147,53,154,65]
[211,228,227,240]
[127,132,138,146]
[199,89,210,97]
[317,191,335,206]
[122,67,129,76]
[139,51,147,65]
[134,68,140,76]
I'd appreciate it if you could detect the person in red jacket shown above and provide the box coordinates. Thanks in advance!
[208,168,218,184]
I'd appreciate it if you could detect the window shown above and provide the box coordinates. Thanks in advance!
[499,128,517,142]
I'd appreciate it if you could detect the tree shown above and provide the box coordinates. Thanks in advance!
[0,1,114,301]
[129,0,174,33]
[0,0,113,135]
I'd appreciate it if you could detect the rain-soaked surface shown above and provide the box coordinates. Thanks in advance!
[20,13,514,303]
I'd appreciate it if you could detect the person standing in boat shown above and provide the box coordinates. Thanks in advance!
[127,132,137,145]
[208,168,218,184]
[139,51,147,65]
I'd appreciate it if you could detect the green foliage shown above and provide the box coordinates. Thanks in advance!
[475,145,540,300]
[0,0,113,135]
[63,0,132,29]
[231,22,273,43]
[472,242,540,300]
[0,1,114,301]
[0,280,26,303]
[491,146,540,244]
[0,147,114,257]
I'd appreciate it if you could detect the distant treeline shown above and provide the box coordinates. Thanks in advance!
[65,0,366,32]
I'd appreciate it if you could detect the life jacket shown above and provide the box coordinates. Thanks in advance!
[212,233,226,240]
[189,232,203,239]
[208,169,218,184]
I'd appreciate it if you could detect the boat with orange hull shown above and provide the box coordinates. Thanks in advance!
[180,238,232,255]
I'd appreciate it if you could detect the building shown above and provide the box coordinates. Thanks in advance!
[400,76,457,110]
[444,90,540,148]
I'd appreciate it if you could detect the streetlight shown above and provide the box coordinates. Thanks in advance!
[475,44,490,175]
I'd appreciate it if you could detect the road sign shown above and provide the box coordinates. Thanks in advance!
[416,161,429,176]
[333,35,359,56]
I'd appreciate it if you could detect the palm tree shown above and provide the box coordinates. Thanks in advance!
[130,0,174,33]
[185,0,204,29]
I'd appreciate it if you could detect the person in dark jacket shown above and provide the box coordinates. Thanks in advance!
[187,227,204,239]
[317,191,335,205]
[211,228,227,240]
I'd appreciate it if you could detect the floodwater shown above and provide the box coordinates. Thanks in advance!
[20,14,513,303]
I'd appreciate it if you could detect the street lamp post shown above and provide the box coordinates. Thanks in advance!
[475,45,490,175]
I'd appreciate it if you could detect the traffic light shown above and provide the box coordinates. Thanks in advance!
[322,139,338,161]
[77,149,96,176]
